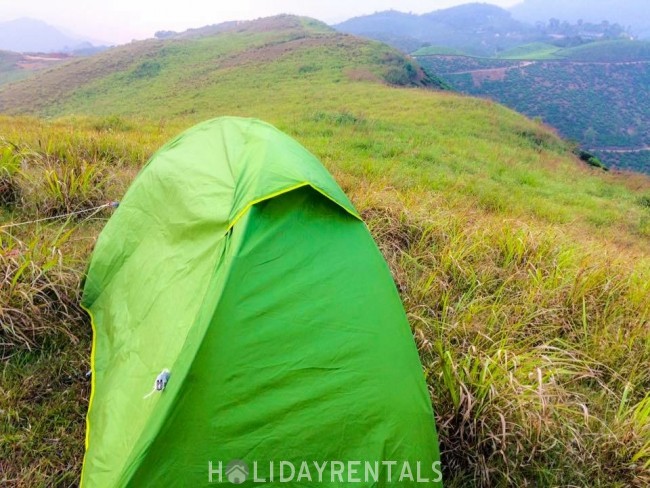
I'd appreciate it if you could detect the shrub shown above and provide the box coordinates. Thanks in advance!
[383,67,412,86]
[15,143,111,218]
[130,60,162,80]
[0,232,84,359]
[298,64,320,74]
[0,140,21,206]
[92,115,132,133]
[311,111,366,126]
[517,128,564,152]
[359,201,650,486]
[575,149,610,171]
[21,159,108,217]
[638,196,650,209]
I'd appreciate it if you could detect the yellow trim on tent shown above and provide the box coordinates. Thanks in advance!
[79,303,97,488]
[227,182,361,232]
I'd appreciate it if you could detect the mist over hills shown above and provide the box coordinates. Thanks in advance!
[0,18,105,53]
[510,0,650,39]
[334,3,635,56]
[335,4,531,56]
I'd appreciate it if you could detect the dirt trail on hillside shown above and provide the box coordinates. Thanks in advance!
[437,62,535,87]
[594,146,650,153]
[439,59,650,88]
[16,54,70,70]
[441,61,535,76]
[564,60,650,66]
[441,59,650,77]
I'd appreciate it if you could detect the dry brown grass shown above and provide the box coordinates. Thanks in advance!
[0,110,648,486]
[353,184,650,486]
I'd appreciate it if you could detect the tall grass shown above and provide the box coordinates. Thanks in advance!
[0,230,82,359]
[357,185,649,486]
[0,139,21,207]
[26,160,108,217]
[2,115,649,487]
[0,110,649,486]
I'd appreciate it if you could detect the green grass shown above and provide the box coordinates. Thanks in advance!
[0,50,28,86]
[411,45,469,56]
[557,39,650,62]
[496,42,562,60]
[0,16,432,117]
[494,40,650,62]
[1,16,649,487]
[0,51,69,87]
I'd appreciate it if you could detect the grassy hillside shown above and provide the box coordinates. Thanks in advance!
[496,42,562,60]
[1,15,649,487]
[0,16,435,117]
[412,45,469,56]
[0,50,72,87]
[416,41,650,173]
[558,39,650,61]
[0,50,28,85]
[494,40,650,61]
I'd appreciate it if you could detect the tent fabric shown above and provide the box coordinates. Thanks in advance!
[80,117,441,487]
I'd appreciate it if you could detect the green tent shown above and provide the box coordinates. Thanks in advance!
[81,117,441,487]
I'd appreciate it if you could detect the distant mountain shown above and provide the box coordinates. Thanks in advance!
[335,4,533,56]
[510,0,650,39]
[0,18,102,53]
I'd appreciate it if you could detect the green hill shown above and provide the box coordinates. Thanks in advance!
[493,40,650,61]
[0,16,435,117]
[557,39,650,61]
[496,42,562,59]
[416,40,650,173]
[0,50,24,85]
[0,49,72,87]
[412,45,469,56]
[1,15,649,487]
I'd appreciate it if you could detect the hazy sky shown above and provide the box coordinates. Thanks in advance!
[0,0,522,44]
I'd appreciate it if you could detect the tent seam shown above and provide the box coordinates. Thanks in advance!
[78,303,97,488]
[227,182,361,232]
[119,217,249,486]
